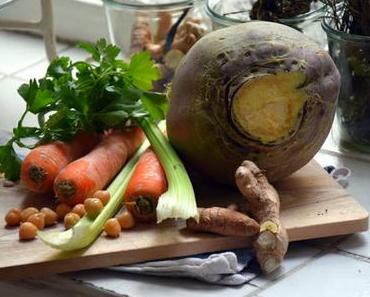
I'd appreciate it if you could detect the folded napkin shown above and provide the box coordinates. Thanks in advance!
[109,248,260,286]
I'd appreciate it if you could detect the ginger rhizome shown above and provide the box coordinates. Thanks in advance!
[235,160,289,273]
[186,207,260,237]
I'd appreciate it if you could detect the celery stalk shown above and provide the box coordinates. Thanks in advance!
[138,118,199,223]
[37,140,150,251]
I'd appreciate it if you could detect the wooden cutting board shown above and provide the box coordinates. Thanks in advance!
[0,161,368,280]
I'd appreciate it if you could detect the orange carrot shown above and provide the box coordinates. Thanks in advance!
[54,127,144,206]
[124,148,167,223]
[20,132,98,193]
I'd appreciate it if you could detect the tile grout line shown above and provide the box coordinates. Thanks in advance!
[336,248,370,264]
[243,248,330,297]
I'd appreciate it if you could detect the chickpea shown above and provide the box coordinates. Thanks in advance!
[116,211,136,230]
[19,222,38,240]
[84,198,104,219]
[56,203,72,221]
[71,204,86,217]
[27,213,46,230]
[5,210,21,226]
[93,190,111,206]
[8,207,22,216]
[64,212,80,230]
[104,218,121,238]
[40,208,57,226]
[20,207,38,222]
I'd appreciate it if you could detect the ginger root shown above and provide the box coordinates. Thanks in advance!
[186,207,260,237]
[235,160,289,274]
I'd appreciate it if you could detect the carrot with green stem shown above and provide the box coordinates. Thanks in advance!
[54,127,144,206]
[124,148,167,223]
[20,132,98,193]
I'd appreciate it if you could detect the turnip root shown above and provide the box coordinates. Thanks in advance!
[235,160,288,274]
[167,21,341,185]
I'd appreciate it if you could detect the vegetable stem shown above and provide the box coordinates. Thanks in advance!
[137,118,198,223]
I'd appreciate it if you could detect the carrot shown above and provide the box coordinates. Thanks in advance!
[124,148,167,223]
[54,127,144,206]
[20,132,98,193]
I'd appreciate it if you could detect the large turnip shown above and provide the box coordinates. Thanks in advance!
[167,21,340,184]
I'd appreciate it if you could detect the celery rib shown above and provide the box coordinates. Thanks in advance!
[138,118,199,223]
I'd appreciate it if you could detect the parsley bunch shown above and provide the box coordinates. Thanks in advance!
[0,39,167,181]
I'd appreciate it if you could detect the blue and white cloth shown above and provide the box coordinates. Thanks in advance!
[109,248,260,286]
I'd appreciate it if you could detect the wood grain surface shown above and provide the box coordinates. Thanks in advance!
[0,160,368,280]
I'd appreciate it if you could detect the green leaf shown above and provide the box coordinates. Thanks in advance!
[28,89,55,114]
[13,126,40,139]
[103,44,121,62]
[77,41,100,61]
[140,92,168,121]
[0,142,22,181]
[128,52,161,91]
[95,110,130,127]
[47,56,71,78]
[17,80,39,104]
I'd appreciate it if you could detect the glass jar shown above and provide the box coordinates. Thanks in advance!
[204,0,327,48]
[322,17,370,153]
[103,0,209,90]
[103,0,209,59]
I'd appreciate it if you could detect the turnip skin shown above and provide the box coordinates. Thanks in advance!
[167,21,340,184]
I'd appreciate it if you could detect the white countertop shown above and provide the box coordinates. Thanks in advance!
[0,31,369,297]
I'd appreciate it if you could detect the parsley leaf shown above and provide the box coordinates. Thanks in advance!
[128,52,161,91]
[0,142,22,181]
[0,39,167,181]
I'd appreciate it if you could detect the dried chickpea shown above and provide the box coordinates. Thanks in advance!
[56,203,72,221]
[71,204,86,217]
[104,218,121,238]
[20,207,38,222]
[84,198,104,219]
[117,211,136,230]
[27,213,46,230]
[40,207,57,226]
[19,222,37,240]
[64,212,80,229]
[8,207,22,216]
[5,210,22,226]
[93,190,110,205]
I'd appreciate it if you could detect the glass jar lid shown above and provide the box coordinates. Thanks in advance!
[103,0,194,10]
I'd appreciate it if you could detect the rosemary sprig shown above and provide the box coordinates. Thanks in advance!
[322,0,370,35]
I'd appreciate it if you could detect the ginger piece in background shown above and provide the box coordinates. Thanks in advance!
[155,11,173,43]
[172,18,205,54]
[186,207,260,237]
[130,16,164,60]
[235,160,289,274]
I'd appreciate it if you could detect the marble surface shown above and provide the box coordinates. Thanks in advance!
[0,32,369,297]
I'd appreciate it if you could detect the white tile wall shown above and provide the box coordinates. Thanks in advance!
[14,46,90,80]
[0,77,37,131]
[250,243,321,287]
[0,32,67,75]
[258,252,370,297]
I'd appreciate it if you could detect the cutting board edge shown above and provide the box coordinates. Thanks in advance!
[0,236,253,280]
[288,213,369,242]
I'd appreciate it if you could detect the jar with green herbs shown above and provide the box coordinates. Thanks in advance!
[103,0,210,90]
[323,17,370,153]
[204,0,327,48]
